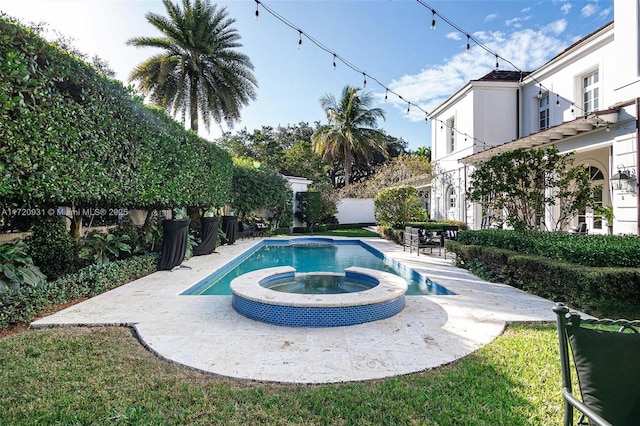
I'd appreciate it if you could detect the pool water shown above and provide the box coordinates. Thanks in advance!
[262,273,377,294]
[182,239,452,296]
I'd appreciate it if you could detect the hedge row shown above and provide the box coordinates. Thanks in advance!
[448,242,640,316]
[0,253,158,329]
[457,230,640,268]
[0,18,232,210]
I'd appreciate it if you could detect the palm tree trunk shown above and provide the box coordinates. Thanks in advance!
[190,78,198,132]
[344,147,353,186]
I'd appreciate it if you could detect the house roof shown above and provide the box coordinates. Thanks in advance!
[476,70,528,82]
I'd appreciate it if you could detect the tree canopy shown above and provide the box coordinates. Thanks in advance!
[467,147,598,232]
[312,86,388,187]
[128,0,257,132]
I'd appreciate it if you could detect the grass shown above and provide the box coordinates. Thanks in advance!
[0,323,563,425]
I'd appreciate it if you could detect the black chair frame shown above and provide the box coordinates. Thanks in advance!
[553,303,640,426]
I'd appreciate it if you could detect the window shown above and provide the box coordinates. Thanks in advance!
[446,117,455,153]
[577,166,604,230]
[538,94,549,130]
[447,186,456,209]
[582,70,599,114]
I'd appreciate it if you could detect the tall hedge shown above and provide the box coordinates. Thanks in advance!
[457,230,640,268]
[0,17,232,210]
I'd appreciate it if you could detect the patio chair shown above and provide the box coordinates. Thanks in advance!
[440,225,459,259]
[238,220,255,239]
[553,303,640,426]
[416,228,441,256]
[254,219,269,237]
[571,222,588,234]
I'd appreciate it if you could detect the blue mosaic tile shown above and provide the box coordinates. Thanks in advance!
[232,295,405,327]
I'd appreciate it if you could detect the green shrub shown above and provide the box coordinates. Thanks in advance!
[374,186,426,228]
[457,230,640,268]
[0,241,47,293]
[0,252,158,329]
[449,242,640,317]
[79,232,131,266]
[112,218,143,256]
[26,216,76,279]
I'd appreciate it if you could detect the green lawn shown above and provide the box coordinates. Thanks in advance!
[0,323,563,425]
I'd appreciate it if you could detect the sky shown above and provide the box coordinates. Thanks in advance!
[0,0,614,151]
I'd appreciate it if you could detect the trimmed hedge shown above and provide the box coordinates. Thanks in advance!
[0,253,158,329]
[448,242,640,316]
[0,17,232,210]
[457,230,640,268]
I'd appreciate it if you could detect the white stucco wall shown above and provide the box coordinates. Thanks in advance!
[336,198,376,224]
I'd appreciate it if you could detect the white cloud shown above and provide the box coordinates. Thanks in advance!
[560,3,572,15]
[599,7,612,20]
[383,26,568,121]
[521,7,531,13]
[484,13,497,22]
[581,4,598,17]
[506,17,522,28]
[544,19,568,35]
[446,32,461,41]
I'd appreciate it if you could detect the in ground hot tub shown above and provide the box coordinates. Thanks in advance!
[230,266,408,327]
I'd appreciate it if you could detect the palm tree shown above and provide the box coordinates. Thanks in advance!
[312,86,386,186]
[128,0,257,133]
[415,146,431,161]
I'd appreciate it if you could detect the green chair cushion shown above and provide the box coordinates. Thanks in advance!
[568,325,640,426]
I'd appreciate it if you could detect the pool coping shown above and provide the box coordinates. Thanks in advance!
[230,266,408,307]
[30,236,562,384]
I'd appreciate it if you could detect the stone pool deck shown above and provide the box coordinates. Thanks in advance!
[31,236,558,384]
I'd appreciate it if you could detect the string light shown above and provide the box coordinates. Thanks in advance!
[556,94,560,107]
[415,0,590,118]
[430,10,436,30]
[537,87,543,99]
[255,1,259,20]
[363,72,367,88]
[254,0,495,149]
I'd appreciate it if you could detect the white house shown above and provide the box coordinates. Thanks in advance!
[429,0,639,235]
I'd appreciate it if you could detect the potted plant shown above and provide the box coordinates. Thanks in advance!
[193,207,220,255]
[158,207,190,270]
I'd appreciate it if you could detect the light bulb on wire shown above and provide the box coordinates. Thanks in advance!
[254,2,259,20]
[297,30,302,48]
[466,35,470,51]
[430,10,436,30]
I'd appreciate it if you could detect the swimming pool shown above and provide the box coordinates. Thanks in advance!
[182,238,453,296]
